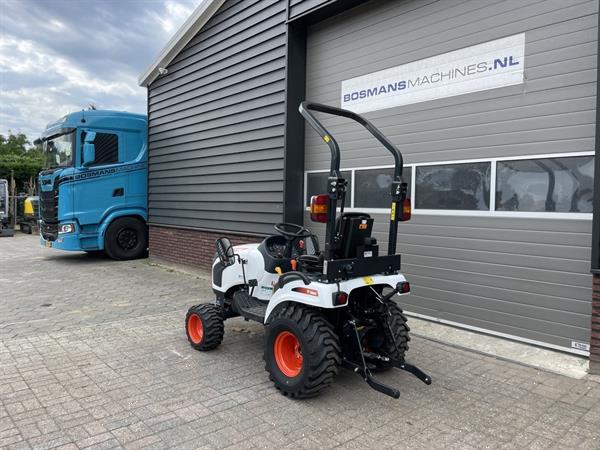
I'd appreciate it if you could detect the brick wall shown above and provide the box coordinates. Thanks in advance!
[592,274,600,374]
[149,225,262,269]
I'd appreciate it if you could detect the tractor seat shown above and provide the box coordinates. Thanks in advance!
[298,253,324,271]
[334,212,374,259]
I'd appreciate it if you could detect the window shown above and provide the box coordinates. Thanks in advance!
[303,153,593,217]
[496,156,594,213]
[44,131,74,168]
[306,171,352,206]
[354,167,411,208]
[416,162,490,210]
[82,132,118,166]
[92,133,119,165]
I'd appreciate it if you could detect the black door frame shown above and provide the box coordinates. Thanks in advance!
[590,10,600,273]
[282,0,371,224]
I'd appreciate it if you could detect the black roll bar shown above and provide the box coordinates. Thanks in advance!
[299,102,404,179]
[299,101,408,259]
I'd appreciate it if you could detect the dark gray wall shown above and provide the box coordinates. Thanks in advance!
[289,0,329,19]
[304,0,597,352]
[147,0,288,234]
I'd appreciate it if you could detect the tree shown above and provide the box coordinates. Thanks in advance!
[0,133,44,194]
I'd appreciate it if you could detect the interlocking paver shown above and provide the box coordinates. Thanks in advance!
[1,234,600,449]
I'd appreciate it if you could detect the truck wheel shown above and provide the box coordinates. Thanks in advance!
[185,304,224,351]
[104,217,147,260]
[371,301,410,371]
[264,305,340,398]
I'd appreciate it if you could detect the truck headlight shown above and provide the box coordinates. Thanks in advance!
[58,223,75,234]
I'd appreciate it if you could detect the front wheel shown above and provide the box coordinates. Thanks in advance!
[104,217,148,260]
[264,305,341,398]
[185,304,224,351]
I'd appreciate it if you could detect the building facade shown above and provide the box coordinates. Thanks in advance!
[140,0,599,372]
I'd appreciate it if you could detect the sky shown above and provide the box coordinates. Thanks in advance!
[0,0,203,141]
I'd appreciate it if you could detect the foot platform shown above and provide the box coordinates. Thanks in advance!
[232,290,267,322]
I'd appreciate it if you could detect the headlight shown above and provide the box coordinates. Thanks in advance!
[58,223,75,234]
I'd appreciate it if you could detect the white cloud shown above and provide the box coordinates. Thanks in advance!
[156,0,198,33]
[0,0,203,141]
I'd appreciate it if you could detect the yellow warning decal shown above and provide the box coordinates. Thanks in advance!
[390,202,396,221]
[323,135,331,143]
[363,276,374,285]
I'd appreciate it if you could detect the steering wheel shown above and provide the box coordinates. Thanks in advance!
[274,222,311,239]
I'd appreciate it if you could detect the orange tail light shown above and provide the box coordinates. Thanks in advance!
[310,194,329,223]
[400,198,411,221]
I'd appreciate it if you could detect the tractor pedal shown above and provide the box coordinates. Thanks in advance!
[232,290,267,323]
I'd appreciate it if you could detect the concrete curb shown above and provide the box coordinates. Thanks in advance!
[407,316,589,379]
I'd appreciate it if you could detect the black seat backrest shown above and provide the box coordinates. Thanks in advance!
[335,212,373,259]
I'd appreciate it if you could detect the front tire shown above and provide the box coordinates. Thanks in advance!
[104,217,147,260]
[264,305,341,398]
[185,304,224,351]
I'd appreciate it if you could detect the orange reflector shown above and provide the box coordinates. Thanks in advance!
[400,198,411,221]
[310,194,329,223]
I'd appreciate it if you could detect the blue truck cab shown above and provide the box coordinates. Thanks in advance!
[38,110,148,260]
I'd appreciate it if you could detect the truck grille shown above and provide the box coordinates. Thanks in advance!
[40,185,58,241]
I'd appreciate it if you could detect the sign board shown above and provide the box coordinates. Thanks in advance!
[341,34,525,113]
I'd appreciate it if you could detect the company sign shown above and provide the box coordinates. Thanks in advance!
[341,34,525,113]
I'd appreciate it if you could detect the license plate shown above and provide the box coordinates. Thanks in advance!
[45,240,52,248]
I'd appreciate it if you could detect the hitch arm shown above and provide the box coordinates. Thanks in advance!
[393,361,432,385]
[342,359,400,399]
[380,300,433,386]
[344,319,401,399]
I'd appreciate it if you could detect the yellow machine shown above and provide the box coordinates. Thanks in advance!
[19,196,39,234]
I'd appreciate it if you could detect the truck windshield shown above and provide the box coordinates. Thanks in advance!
[43,131,74,169]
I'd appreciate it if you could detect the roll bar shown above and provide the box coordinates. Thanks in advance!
[299,102,404,179]
[299,101,408,259]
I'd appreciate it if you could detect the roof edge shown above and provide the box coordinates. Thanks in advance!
[138,0,226,87]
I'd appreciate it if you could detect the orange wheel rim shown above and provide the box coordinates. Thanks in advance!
[187,314,204,344]
[274,331,303,377]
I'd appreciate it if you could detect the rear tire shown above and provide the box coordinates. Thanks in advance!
[104,217,147,260]
[264,305,340,398]
[185,304,224,351]
[371,301,410,371]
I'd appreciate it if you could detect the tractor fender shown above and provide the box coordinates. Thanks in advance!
[97,208,147,249]
[263,273,409,323]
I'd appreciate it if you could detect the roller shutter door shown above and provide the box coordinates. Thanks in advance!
[303,0,596,354]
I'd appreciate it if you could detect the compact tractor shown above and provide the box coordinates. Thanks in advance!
[185,102,431,399]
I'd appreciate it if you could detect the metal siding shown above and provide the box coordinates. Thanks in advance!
[304,0,597,350]
[288,0,330,19]
[147,0,287,235]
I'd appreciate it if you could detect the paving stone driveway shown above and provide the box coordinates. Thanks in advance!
[1,234,599,450]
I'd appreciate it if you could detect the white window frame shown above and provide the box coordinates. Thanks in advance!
[304,151,594,220]
[304,164,414,210]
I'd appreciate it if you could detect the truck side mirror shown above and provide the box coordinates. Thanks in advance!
[82,131,96,167]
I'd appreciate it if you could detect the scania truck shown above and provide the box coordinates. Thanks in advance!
[38,110,148,260]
